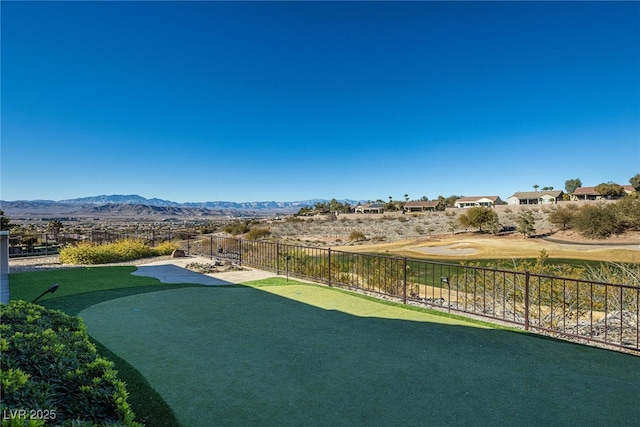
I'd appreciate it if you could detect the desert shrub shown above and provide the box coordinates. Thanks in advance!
[0,300,141,426]
[548,204,576,231]
[516,211,536,238]
[153,240,180,255]
[60,239,169,265]
[613,197,640,231]
[584,261,640,287]
[457,207,499,232]
[246,228,271,240]
[195,223,220,234]
[223,221,251,235]
[572,203,624,238]
[349,231,366,242]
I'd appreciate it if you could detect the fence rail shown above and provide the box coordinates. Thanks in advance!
[10,232,638,353]
[184,235,640,354]
[7,231,179,257]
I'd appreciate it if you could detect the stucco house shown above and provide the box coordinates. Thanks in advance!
[508,190,563,205]
[570,185,635,201]
[453,196,502,208]
[404,200,440,212]
[354,203,385,214]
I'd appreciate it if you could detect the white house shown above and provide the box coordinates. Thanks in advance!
[354,203,385,214]
[453,196,502,208]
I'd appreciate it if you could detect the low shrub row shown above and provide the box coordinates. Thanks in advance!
[59,239,178,265]
[548,198,640,238]
[0,300,141,426]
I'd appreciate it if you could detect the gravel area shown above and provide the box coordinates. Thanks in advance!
[8,255,174,273]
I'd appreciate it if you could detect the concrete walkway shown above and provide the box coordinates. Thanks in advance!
[132,256,278,285]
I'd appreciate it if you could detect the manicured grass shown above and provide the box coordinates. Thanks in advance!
[9,268,192,426]
[9,269,640,426]
[9,267,199,315]
[79,277,640,426]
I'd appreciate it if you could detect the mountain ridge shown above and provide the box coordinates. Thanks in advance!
[54,194,362,209]
[0,194,364,218]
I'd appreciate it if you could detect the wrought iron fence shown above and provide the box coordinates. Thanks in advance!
[10,231,638,352]
[7,230,177,257]
[184,235,640,353]
[7,233,62,257]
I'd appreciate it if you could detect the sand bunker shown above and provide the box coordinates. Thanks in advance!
[416,244,479,256]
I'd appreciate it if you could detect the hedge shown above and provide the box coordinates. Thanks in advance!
[0,300,142,426]
[59,239,177,265]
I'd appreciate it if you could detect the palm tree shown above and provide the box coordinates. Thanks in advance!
[533,184,539,192]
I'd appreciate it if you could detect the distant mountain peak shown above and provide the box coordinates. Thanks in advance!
[1,194,364,218]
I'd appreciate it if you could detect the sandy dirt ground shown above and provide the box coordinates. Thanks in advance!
[344,232,640,263]
[264,209,640,263]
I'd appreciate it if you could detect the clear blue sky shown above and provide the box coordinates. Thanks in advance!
[2,1,639,203]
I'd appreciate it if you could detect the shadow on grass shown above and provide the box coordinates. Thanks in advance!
[8,267,213,427]
[79,283,640,427]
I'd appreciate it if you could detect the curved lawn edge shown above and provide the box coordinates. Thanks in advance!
[90,339,181,427]
[8,267,199,427]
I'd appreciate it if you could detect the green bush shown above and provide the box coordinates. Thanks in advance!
[0,300,141,426]
[551,199,640,238]
[59,239,177,265]
[572,203,624,238]
[547,204,576,231]
[614,197,640,231]
[457,207,498,233]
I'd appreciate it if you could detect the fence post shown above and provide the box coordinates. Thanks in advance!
[524,271,530,331]
[403,257,407,304]
[238,238,242,266]
[276,242,280,275]
[209,236,213,260]
[328,248,332,287]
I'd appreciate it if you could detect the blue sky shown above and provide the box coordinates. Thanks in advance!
[2,1,639,203]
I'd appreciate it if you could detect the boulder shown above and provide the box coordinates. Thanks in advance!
[171,249,186,258]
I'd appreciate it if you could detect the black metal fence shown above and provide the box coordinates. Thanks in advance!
[9,232,639,353]
[184,235,640,354]
[7,230,179,257]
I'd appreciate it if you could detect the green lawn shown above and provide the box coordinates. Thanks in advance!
[9,267,193,426]
[9,268,640,426]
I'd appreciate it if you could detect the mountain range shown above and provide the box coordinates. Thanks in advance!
[0,194,362,219]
